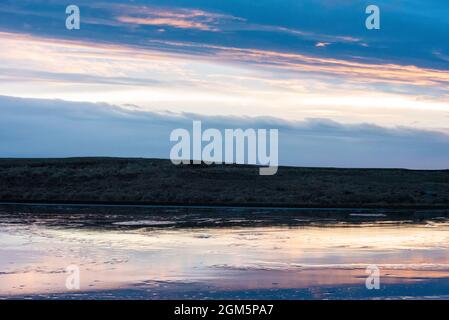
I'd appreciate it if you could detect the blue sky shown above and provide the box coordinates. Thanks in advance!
[2,0,449,68]
[1,1,449,168]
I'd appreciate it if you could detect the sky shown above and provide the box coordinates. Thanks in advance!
[1,0,449,168]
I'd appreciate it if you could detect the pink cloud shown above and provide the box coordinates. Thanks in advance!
[117,16,214,31]
[115,6,244,32]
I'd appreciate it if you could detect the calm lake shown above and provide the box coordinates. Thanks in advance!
[1,205,449,299]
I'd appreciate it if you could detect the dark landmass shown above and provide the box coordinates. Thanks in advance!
[1,157,449,208]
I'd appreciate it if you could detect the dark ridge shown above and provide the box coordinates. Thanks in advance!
[1,157,449,209]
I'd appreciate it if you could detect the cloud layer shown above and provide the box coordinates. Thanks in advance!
[1,95,449,169]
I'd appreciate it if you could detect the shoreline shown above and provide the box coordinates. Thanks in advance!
[1,200,449,211]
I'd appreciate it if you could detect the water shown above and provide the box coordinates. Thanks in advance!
[1,205,449,299]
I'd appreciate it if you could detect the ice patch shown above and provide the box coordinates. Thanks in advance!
[113,220,177,226]
[349,213,387,217]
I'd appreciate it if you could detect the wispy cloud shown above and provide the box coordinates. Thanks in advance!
[2,0,449,69]
[116,16,213,31]
[114,5,244,32]
[145,39,449,88]
[1,31,448,134]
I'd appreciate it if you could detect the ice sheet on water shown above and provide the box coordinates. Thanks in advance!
[112,220,177,226]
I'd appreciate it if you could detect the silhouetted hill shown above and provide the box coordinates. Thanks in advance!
[1,158,449,208]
